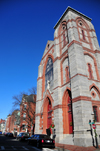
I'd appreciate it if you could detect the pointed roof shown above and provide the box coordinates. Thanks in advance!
[54,6,92,29]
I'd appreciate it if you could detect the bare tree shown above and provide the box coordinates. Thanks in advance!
[28,86,37,95]
[12,91,28,109]
[12,87,37,109]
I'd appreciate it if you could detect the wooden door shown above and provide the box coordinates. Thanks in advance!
[47,102,52,128]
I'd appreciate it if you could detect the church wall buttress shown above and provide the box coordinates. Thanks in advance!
[96,53,100,78]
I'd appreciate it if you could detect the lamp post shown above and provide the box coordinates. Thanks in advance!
[88,119,94,146]
[91,111,99,148]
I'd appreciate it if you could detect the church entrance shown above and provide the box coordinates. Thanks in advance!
[62,89,73,134]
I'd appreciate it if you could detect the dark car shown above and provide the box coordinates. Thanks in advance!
[8,133,13,137]
[16,132,30,141]
[27,134,55,148]
[5,132,10,136]
[4,132,7,136]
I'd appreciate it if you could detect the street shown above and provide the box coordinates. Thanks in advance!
[0,135,42,151]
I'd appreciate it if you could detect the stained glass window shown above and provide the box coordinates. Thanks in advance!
[45,57,53,89]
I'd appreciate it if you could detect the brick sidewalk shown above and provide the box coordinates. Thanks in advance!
[55,143,100,151]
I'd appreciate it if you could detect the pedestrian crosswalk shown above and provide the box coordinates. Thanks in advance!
[0,146,41,150]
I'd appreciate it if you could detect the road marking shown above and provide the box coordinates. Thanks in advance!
[11,146,17,150]
[0,146,42,150]
[22,146,29,150]
[31,146,41,151]
[1,146,5,150]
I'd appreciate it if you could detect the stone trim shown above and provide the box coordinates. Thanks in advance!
[72,96,91,103]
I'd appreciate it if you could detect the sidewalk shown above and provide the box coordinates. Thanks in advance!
[55,143,100,151]
[42,144,100,151]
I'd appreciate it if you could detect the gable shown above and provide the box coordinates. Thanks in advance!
[42,40,54,59]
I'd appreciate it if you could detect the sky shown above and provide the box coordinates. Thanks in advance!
[0,0,100,119]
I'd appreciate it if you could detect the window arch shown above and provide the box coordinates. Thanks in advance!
[93,106,98,122]
[76,17,92,48]
[62,21,68,47]
[45,57,53,90]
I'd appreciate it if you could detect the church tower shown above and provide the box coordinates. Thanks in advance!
[35,7,100,147]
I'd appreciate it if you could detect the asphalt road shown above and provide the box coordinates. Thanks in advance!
[0,135,42,151]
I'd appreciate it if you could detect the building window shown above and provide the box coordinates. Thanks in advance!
[93,106,98,122]
[24,104,27,110]
[87,63,93,79]
[45,57,53,89]
[23,113,26,121]
[22,124,25,130]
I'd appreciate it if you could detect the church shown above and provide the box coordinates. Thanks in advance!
[35,7,100,147]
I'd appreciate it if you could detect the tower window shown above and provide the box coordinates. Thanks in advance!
[82,30,85,40]
[88,63,93,79]
[63,34,66,46]
[65,67,69,82]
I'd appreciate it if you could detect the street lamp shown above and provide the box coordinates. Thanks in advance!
[91,111,99,148]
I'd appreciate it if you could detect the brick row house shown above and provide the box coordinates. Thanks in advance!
[5,94,36,136]
[35,7,100,147]
[5,114,11,132]
[20,94,36,136]
[5,111,20,135]
[10,110,20,136]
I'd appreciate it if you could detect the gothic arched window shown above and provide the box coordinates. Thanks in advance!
[45,57,53,90]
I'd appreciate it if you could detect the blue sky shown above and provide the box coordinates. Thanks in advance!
[0,0,100,119]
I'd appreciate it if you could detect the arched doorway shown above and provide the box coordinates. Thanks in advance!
[67,90,73,134]
[62,89,73,134]
[42,96,53,134]
[47,99,52,128]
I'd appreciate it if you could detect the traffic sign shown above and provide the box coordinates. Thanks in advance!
[92,124,96,129]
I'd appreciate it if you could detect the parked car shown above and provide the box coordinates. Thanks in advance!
[5,132,10,136]
[27,134,55,148]
[8,133,13,137]
[0,131,2,135]
[16,132,30,141]
[4,132,7,136]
